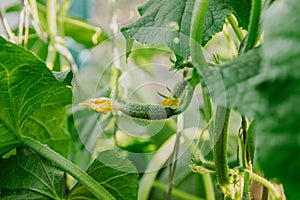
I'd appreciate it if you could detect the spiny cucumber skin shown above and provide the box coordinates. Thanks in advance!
[173,79,188,98]
[120,104,175,120]
[117,79,188,120]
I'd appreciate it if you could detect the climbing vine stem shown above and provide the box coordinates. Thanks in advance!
[45,0,57,69]
[245,169,281,200]
[244,0,262,52]
[190,0,213,141]
[227,14,244,43]
[213,107,231,195]
[190,1,215,200]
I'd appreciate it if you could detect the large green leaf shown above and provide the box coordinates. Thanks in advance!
[201,47,262,117]
[121,0,251,58]
[0,148,65,199]
[0,37,71,156]
[224,0,251,30]
[121,0,194,59]
[254,0,300,199]
[67,150,139,200]
[202,0,251,45]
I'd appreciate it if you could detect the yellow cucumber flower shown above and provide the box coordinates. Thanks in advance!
[80,97,120,114]
[161,97,179,109]
[160,79,187,109]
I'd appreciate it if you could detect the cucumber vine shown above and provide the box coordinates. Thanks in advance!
[1,0,295,199]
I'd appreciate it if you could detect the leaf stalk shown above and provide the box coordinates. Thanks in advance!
[22,137,115,200]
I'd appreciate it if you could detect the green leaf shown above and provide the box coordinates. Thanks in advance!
[201,47,262,117]
[5,4,21,13]
[202,0,251,45]
[130,46,172,74]
[254,0,300,199]
[0,37,71,156]
[22,29,49,61]
[121,0,251,58]
[226,0,252,30]
[121,0,194,59]
[63,16,108,48]
[0,148,64,199]
[67,150,139,200]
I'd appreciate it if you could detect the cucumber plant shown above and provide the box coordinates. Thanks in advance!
[1,0,299,199]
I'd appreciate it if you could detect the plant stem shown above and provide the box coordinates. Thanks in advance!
[22,0,30,49]
[237,132,246,168]
[194,117,214,157]
[167,114,183,200]
[59,0,72,16]
[0,11,16,42]
[239,115,252,169]
[28,0,47,42]
[190,0,214,145]
[202,92,214,143]
[108,0,123,147]
[138,134,177,200]
[190,0,213,141]
[190,0,209,68]
[242,170,251,200]
[244,0,261,52]
[190,2,216,200]
[17,3,25,45]
[262,185,269,200]
[245,169,281,200]
[47,0,57,39]
[153,181,204,200]
[108,0,121,100]
[46,0,57,69]
[62,17,102,42]
[213,107,231,188]
[22,137,115,200]
[202,174,215,200]
[227,14,244,43]
[173,85,194,115]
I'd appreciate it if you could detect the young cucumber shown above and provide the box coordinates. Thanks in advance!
[172,79,188,98]
[120,103,175,120]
